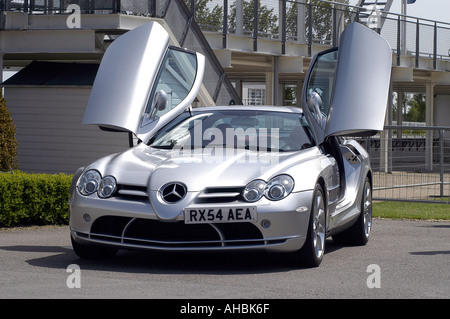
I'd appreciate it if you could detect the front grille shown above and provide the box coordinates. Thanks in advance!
[115,184,148,200]
[83,216,281,250]
[113,185,245,204]
[125,218,219,246]
[195,187,244,204]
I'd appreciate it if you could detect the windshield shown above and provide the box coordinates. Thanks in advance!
[148,110,313,152]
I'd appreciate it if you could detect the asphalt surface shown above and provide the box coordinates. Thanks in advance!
[0,219,449,299]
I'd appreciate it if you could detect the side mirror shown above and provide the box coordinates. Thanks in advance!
[307,92,324,124]
[154,90,168,112]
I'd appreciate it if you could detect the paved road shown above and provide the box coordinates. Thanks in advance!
[0,219,449,299]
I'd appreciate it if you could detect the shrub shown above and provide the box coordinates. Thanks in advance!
[0,171,73,227]
[0,94,19,171]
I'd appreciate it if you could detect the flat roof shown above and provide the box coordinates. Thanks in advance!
[2,61,99,87]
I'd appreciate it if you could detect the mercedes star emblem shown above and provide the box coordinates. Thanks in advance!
[160,183,187,203]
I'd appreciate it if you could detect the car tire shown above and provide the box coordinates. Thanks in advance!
[333,176,372,246]
[71,236,117,259]
[292,183,326,268]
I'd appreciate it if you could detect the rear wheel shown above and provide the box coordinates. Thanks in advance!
[333,176,372,246]
[292,183,326,268]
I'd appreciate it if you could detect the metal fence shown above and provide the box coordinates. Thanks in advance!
[0,0,120,13]
[2,0,450,66]
[355,126,450,204]
[186,0,450,66]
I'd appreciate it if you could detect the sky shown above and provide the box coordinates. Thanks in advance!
[349,0,450,24]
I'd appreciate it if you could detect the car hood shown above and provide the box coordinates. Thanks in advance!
[90,143,321,192]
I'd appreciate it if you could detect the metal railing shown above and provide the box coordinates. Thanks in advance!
[0,0,242,106]
[0,0,120,14]
[185,0,450,67]
[355,126,450,204]
[2,1,450,67]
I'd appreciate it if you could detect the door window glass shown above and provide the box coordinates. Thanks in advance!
[145,47,197,118]
[306,50,338,120]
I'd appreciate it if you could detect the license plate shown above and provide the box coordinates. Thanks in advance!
[184,207,257,224]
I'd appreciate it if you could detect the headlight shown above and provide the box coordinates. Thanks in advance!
[243,179,266,202]
[265,175,294,201]
[77,170,101,195]
[77,170,117,198]
[98,176,117,198]
[243,175,294,202]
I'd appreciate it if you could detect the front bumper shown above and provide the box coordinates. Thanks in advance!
[69,190,313,253]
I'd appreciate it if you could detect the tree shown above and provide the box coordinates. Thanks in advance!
[228,0,279,37]
[392,91,404,121]
[184,0,223,30]
[286,2,300,39]
[406,94,426,123]
[392,93,426,123]
[286,0,350,43]
[0,94,18,171]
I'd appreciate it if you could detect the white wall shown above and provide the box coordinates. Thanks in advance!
[5,86,130,174]
[434,95,450,127]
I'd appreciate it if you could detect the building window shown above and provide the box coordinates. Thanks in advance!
[283,83,298,107]
[242,82,266,106]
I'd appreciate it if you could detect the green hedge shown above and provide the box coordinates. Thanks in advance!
[0,171,73,227]
[0,94,19,171]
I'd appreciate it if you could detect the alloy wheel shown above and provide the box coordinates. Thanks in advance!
[363,180,372,239]
[312,190,326,260]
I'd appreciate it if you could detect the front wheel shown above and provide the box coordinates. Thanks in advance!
[333,176,372,246]
[291,183,326,268]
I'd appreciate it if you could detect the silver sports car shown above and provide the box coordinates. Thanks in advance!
[69,22,392,267]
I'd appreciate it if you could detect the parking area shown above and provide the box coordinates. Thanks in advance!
[0,218,449,299]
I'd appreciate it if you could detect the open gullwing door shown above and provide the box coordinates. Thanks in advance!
[82,22,205,142]
[302,22,392,145]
